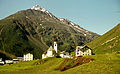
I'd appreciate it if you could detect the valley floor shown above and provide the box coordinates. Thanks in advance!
[0,54,120,74]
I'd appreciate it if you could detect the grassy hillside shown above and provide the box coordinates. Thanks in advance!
[0,54,120,74]
[0,9,99,59]
[87,24,120,54]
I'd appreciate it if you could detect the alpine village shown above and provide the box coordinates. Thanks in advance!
[0,5,120,74]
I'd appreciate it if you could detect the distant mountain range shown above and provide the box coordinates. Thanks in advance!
[0,5,99,59]
[87,24,120,54]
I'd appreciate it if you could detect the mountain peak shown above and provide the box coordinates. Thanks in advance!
[31,5,49,13]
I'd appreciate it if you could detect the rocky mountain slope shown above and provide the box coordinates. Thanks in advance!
[87,24,120,54]
[0,5,99,58]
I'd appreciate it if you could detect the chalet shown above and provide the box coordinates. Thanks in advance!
[24,53,33,61]
[76,46,92,56]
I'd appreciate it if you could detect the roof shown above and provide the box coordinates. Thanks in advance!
[54,38,57,42]
[48,46,54,51]
[60,51,69,54]
[43,46,56,54]
[60,51,65,54]
[24,53,33,55]
[76,46,91,52]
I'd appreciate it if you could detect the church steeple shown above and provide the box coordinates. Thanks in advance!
[54,38,57,53]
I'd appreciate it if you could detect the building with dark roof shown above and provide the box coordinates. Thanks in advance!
[76,46,92,56]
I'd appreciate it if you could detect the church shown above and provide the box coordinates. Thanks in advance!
[42,38,57,59]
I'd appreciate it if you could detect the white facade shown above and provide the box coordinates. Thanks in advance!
[0,61,4,65]
[24,53,33,61]
[5,60,13,64]
[17,57,23,61]
[60,51,72,58]
[13,59,19,64]
[42,54,47,59]
[0,58,4,65]
[54,41,57,53]
[60,53,64,58]
[76,46,92,56]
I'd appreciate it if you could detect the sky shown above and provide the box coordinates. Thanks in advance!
[0,0,120,35]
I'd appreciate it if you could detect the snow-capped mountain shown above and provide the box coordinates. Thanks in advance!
[31,5,97,37]
[31,5,48,13]
[58,18,91,36]
[31,5,54,18]
[0,5,99,58]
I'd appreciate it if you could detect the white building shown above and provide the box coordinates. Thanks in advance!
[24,53,33,61]
[54,40,57,53]
[17,57,23,61]
[5,60,13,64]
[42,38,57,59]
[76,46,92,56]
[42,46,56,59]
[13,59,19,64]
[0,58,4,65]
[60,51,72,58]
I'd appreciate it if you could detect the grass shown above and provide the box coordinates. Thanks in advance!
[0,60,38,72]
[0,54,120,74]
[55,57,93,71]
[63,54,120,74]
[87,24,120,54]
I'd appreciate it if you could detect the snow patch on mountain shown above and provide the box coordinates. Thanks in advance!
[31,5,48,13]
[58,18,91,35]
[31,5,54,18]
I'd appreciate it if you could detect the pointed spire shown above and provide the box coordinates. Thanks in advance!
[54,38,57,42]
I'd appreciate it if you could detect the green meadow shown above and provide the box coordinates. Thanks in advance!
[0,54,120,74]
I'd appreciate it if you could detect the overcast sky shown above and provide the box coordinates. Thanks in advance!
[0,0,120,35]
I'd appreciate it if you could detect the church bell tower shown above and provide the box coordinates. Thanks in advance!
[54,38,57,53]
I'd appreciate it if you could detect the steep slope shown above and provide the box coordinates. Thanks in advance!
[0,5,99,58]
[0,50,16,60]
[87,24,120,54]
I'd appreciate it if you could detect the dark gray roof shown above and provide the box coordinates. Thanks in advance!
[77,46,91,52]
